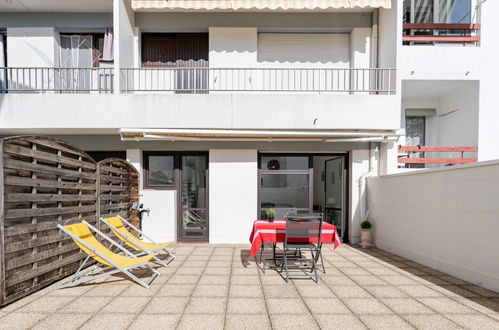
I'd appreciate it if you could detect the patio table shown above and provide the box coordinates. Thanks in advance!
[249,220,341,257]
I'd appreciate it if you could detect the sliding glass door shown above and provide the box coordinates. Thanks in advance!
[259,155,312,219]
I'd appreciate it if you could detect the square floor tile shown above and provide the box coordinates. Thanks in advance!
[296,285,336,298]
[142,297,189,314]
[204,267,231,275]
[168,275,201,284]
[157,284,196,297]
[322,275,358,286]
[315,314,366,329]
[266,298,308,314]
[229,285,263,298]
[263,285,300,298]
[380,298,434,314]
[101,296,150,313]
[175,267,205,275]
[225,314,271,330]
[59,296,112,314]
[403,314,462,329]
[129,314,181,330]
[304,298,351,314]
[177,314,224,330]
[396,285,443,298]
[32,313,90,330]
[230,275,261,285]
[80,313,136,330]
[445,313,499,329]
[359,315,413,329]
[270,314,319,330]
[182,261,208,268]
[329,285,371,298]
[16,296,74,313]
[198,275,230,285]
[184,297,227,314]
[349,275,388,286]
[0,312,48,330]
[227,298,267,314]
[342,298,394,315]
[417,297,477,314]
[119,283,161,297]
[193,284,229,297]
[379,276,419,286]
[363,285,407,298]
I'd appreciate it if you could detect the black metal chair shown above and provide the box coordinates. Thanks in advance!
[281,214,324,283]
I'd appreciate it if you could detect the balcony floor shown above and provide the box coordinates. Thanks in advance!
[1,244,499,329]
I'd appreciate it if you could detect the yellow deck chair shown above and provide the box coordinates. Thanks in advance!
[100,215,175,267]
[57,221,160,289]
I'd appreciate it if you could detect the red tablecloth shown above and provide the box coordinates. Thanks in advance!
[249,220,341,256]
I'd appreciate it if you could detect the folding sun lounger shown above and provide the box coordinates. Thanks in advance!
[100,215,176,268]
[57,221,160,289]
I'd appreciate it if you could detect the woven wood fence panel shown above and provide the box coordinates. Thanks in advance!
[0,137,139,306]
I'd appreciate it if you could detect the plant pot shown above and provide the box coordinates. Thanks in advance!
[268,216,274,223]
[360,229,373,248]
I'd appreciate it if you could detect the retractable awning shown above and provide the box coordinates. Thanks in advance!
[131,0,391,10]
[119,128,401,142]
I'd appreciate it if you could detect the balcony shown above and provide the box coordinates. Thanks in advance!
[0,67,399,133]
[0,67,114,93]
[120,68,396,94]
[403,23,480,46]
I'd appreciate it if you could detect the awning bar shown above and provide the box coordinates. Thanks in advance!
[120,128,402,142]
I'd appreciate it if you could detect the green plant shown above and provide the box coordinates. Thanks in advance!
[360,220,372,230]
[266,209,275,218]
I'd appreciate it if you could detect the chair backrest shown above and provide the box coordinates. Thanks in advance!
[274,207,298,220]
[284,214,323,246]
[63,222,115,267]
[104,216,142,250]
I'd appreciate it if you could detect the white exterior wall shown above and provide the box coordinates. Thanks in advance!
[398,0,499,162]
[349,149,370,244]
[126,148,177,242]
[114,0,136,92]
[7,27,59,67]
[209,149,258,244]
[0,93,400,133]
[368,161,499,292]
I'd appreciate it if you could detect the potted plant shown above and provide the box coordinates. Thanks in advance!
[360,220,373,248]
[266,209,276,222]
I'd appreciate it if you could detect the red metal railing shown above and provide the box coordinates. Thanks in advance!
[403,23,480,44]
[398,146,478,166]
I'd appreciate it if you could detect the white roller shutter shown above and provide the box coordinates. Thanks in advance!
[257,33,350,68]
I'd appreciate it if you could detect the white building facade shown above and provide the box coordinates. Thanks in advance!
[0,0,496,244]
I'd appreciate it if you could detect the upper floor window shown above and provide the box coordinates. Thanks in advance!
[404,0,472,24]
[403,0,478,46]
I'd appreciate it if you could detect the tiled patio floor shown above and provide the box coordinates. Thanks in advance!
[1,244,499,330]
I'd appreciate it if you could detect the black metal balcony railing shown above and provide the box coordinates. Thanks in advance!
[120,67,396,94]
[0,67,114,93]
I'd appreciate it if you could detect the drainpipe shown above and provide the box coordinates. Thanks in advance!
[358,142,379,223]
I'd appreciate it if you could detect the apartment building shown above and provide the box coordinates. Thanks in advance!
[0,0,496,245]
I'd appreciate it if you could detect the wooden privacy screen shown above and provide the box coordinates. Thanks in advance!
[97,158,140,229]
[0,136,139,306]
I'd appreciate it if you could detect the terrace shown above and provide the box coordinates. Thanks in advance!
[1,243,499,329]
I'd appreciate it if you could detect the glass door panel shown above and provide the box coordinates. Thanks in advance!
[179,154,208,241]
[325,157,345,239]
[260,171,312,219]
